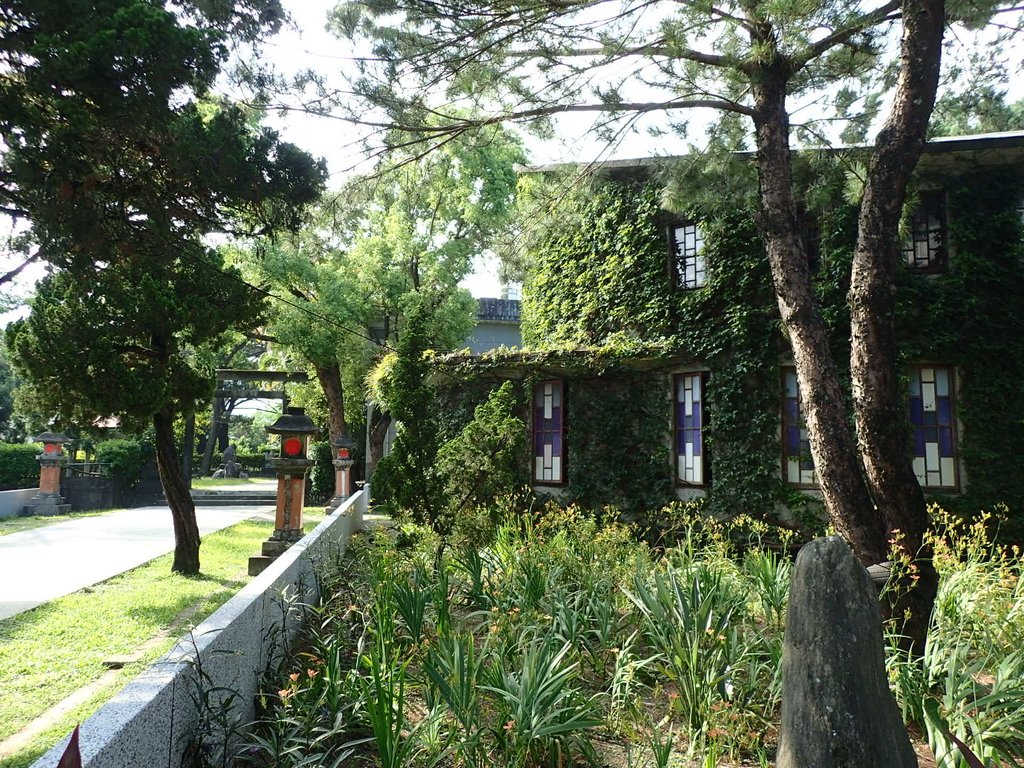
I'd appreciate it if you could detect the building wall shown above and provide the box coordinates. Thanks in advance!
[437,148,1024,538]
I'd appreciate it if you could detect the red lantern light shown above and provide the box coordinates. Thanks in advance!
[338,448,350,460]
[44,444,58,455]
[282,437,304,457]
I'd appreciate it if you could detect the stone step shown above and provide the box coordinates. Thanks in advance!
[189,490,277,506]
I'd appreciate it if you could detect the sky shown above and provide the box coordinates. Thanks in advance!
[2,2,1021,320]
[251,0,692,299]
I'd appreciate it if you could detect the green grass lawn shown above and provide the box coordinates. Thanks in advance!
[0,517,279,767]
[0,509,118,537]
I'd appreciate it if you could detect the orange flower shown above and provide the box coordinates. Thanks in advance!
[307,669,319,678]
[289,672,300,682]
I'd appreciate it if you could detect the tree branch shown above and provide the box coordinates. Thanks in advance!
[792,0,902,72]
[0,253,39,286]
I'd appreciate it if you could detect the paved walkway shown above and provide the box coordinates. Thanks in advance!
[0,503,274,620]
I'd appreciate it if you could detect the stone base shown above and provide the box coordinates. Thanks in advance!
[247,555,275,576]
[22,497,71,517]
[261,539,293,557]
[325,496,345,514]
[248,531,304,575]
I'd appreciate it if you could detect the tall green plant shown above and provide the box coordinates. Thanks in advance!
[436,381,526,543]
[372,297,445,534]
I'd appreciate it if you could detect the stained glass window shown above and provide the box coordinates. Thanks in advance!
[782,368,816,486]
[909,366,957,489]
[675,373,707,485]
[902,191,947,271]
[670,223,706,289]
[533,380,564,484]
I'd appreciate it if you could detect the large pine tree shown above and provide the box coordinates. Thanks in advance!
[2,1,326,574]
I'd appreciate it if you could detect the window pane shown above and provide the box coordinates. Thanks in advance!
[902,191,946,271]
[675,373,707,484]
[908,365,957,488]
[671,223,707,289]
[782,368,817,486]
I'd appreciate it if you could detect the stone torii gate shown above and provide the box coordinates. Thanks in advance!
[190,369,309,479]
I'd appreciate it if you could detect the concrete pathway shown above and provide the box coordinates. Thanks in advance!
[0,504,274,620]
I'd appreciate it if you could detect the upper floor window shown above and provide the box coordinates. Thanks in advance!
[782,367,816,487]
[675,373,708,485]
[909,365,957,489]
[533,380,565,485]
[670,223,706,289]
[903,190,947,272]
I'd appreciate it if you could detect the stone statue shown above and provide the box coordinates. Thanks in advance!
[222,444,241,478]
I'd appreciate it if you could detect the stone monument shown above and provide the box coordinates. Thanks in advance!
[777,536,916,768]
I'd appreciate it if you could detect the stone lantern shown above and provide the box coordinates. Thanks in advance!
[326,433,355,513]
[23,432,72,516]
[248,407,318,576]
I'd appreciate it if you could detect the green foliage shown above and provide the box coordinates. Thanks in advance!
[0,443,41,490]
[371,299,445,532]
[894,170,1024,540]
[520,178,673,346]
[243,500,1023,767]
[94,438,149,488]
[454,171,780,521]
[480,162,1024,535]
[308,441,335,503]
[562,374,675,518]
[436,381,527,541]
[0,333,29,443]
[238,126,525,450]
[1,0,325,575]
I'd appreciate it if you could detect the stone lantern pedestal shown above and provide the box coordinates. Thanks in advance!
[248,408,318,576]
[326,433,355,514]
[23,432,71,517]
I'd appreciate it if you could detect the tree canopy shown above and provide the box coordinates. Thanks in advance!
[326,0,1018,151]
[239,125,525,448]
[2,0,326,574]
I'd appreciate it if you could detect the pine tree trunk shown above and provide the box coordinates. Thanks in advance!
[751,67,888,565]
[199,396,222,477]
[850,0,946,652]
[315,361,346,443]
[154,407,201,575]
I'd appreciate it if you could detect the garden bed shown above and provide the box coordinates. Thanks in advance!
[227,504,1023,767]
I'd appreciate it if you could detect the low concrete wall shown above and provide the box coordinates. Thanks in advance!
[32,489,369,768]
[0,488,38,519]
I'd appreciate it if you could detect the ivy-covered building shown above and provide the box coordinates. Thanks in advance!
[434,131,1024,532]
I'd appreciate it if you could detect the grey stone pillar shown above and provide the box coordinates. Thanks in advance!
[777,536,916,768]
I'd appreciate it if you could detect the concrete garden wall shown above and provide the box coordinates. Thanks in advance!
[31,489,368,768]
[0,489,39,519]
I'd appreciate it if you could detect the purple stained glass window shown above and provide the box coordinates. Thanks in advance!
[675,373,707,485]
[909,366,957,488]
[533,380,564,484]
[782,368,816,486]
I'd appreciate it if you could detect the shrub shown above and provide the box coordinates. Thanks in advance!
[308,441,334,503]
[94,439,149,488]
[0,443,40,490]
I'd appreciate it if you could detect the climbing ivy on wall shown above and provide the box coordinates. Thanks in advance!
[431,158,1024,535]
[895,168,1024,540]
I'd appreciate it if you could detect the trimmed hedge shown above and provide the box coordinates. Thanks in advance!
[95,439,149,488]
[0,443,41,490]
